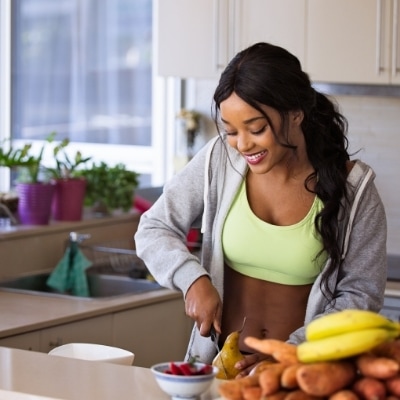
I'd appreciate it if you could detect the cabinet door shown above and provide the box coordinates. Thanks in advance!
[113,298,192,367]
[0,331,41,351]
[307,0,393,84]
[40,315,113,353]
[155,0,307,79]
[236,0,306,68]
[391,0,400,84]
[155,0,229,79]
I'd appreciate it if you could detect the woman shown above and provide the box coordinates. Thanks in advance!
[135,42,387,376]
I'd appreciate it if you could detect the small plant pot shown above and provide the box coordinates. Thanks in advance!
[17,182,55,225]
[51,178,86,221]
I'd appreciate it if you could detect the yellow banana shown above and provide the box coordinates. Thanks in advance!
[298,327,398,363]
[305,309,400,341]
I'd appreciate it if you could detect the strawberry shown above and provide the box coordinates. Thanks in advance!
[169,362,183,375]
[197,364,213,375]
[179,362,197,376]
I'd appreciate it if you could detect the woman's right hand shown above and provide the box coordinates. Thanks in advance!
[185,275,222,337]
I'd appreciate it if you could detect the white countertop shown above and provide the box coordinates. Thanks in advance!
[0,347,221,400]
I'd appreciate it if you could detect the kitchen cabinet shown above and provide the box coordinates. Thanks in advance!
[155,0,306,79]
[0,331,41,351]
[40,315,113,353]
[307,0,400,84]
[113,297,193,367]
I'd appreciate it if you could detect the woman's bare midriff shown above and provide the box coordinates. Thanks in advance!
[220,264,312,353]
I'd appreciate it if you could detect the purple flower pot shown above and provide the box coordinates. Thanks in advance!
[17,182,55,225]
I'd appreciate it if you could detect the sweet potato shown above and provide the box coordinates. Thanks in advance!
[249,359,277,376]
[258,363,287,396]
[352,377,386,400]
[296,361,357,397]
[355,353,399,379]
[386,376,400,397]
[372,339,400,363]
[284,389,323,400]
[217,374,259,400]
[242,385,262,400]
[244,337,299,365]
[266,390,290,400]
[329,389,360,400]
[281,364,302,389]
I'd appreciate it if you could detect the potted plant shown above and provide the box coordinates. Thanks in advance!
[0,135,56,225]
[74,161,140,216]
[45,137,92,221]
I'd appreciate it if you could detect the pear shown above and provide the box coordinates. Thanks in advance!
[212,329,245,380]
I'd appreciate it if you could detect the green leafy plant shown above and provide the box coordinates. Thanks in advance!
[0,134,54,183]
[45,137,92,179]
[74,161,140,213]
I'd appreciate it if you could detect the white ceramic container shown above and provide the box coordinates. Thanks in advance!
[48,343,134,365]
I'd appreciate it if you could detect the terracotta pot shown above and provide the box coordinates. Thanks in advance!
[17,182,55,225]
[51,178,87,221]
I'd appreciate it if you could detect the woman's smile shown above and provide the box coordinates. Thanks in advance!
[243,150,267,165]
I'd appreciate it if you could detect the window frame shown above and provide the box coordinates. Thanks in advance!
[0,0,178,192]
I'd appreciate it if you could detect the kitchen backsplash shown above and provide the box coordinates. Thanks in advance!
[190,80,400,255]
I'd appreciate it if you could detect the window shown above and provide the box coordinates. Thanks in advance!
[1,0,171,191]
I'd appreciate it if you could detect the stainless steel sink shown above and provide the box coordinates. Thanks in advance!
[0,272,163,300]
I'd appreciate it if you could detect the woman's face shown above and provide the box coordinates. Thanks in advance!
[219,92,303,175]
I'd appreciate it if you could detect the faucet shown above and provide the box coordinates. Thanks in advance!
[0,203,18,226]
[69,231,91,243]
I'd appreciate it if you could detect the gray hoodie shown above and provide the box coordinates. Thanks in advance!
[135,135,387,364]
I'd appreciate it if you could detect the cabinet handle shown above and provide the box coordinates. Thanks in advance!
[213,0,222,71]
[393,0,399,76]
[376,0,384,74]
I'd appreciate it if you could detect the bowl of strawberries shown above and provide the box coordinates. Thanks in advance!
[150,358,218,399]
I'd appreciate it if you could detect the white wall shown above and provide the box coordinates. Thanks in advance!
[189,80,400,256]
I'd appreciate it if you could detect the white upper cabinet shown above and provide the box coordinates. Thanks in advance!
[236,0,306,68]
[155,0,306,79]
[155,0,400,84]
[307,0,400,84]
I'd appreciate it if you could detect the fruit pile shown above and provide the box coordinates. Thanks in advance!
[218,309,400,400]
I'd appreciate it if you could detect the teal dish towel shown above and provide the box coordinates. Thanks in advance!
[46,241,92,297]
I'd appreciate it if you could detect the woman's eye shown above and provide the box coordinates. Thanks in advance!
[225,130,237,136]
[251,126,267,135]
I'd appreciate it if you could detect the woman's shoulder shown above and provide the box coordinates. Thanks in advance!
[346,159,376,183]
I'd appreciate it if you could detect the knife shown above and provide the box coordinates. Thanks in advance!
[210,325,228,379]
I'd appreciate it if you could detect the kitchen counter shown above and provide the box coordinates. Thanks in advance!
[0,288,180,338]
[0,346,222,399]
[1,280,399,339]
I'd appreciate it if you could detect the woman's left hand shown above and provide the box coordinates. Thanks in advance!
[234,353,271,378]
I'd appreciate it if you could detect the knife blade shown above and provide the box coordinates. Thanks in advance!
[210,325,228,379]
[210,325,220,352]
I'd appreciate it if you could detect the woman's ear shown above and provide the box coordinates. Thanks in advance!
[292,110,304,125]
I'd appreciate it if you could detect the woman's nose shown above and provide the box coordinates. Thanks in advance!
[236,133,252,153]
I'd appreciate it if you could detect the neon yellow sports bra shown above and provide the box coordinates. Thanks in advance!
[222,181,326,285]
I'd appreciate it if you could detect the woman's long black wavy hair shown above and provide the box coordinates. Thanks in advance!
[212,42,350,299]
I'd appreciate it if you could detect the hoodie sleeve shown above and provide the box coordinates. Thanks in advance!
[134,140,216,296]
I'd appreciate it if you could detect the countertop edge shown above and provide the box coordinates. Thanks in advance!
[0,288,182,338]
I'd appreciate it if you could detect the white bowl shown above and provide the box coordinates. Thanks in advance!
[48,343,134,365]
[151,361,218,400]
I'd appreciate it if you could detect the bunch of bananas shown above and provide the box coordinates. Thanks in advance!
[297,309,400,363]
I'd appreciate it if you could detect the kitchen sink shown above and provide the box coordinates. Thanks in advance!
[0,272,163,300]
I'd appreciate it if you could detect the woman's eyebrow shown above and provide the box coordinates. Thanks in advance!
[220,116,266,125]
